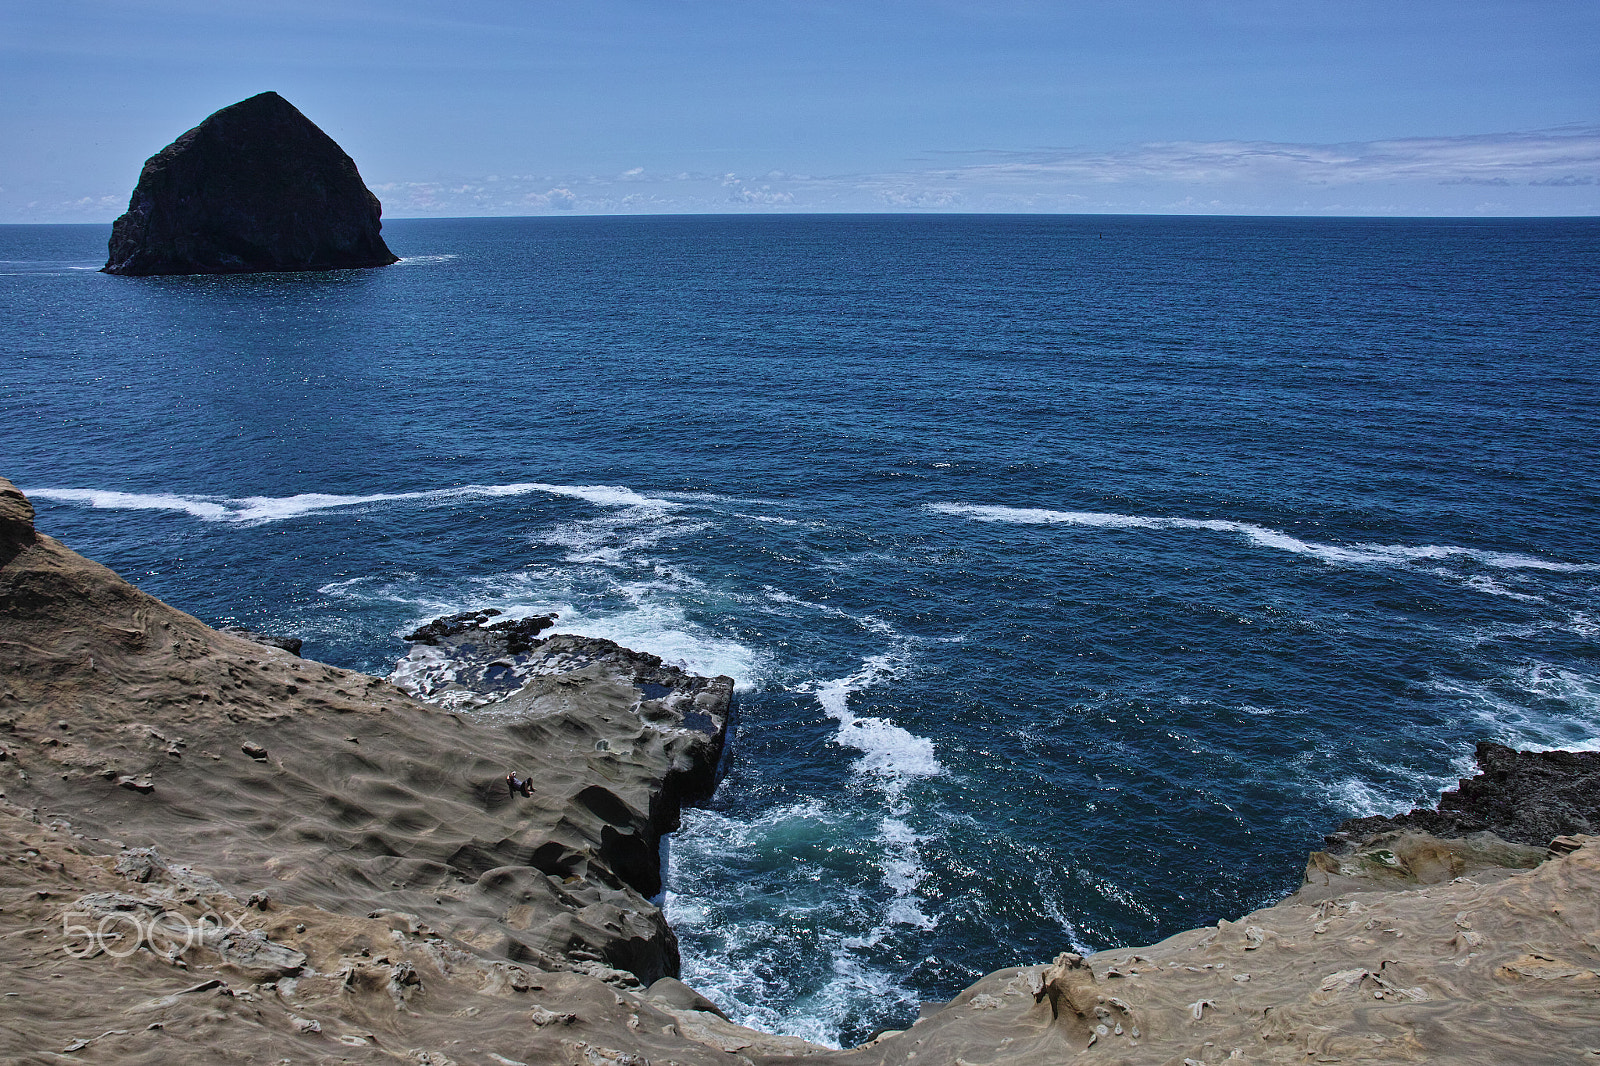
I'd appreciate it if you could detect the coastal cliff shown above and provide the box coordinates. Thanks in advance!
[102,92,398,276]
[2,476,1596,1065]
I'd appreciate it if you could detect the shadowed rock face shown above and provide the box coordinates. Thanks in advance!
[103,91,398,276]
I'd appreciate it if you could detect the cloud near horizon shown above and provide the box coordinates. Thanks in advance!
[8,126,1598,223]
[344,125,1600,218]
[931,126,1600,187]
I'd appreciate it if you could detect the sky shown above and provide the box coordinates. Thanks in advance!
[2,0,1598,221]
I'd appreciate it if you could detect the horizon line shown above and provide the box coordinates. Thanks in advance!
[4,209,1598,227]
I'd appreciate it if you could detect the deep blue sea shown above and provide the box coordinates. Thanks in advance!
[3,214,1598,1045]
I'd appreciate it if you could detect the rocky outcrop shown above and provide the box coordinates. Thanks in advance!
[4,473,1599,1065]
[403,607,557,653]
[0,475,728,990]
[1331,741,1600,847]
[0,478,35,568]
[102,92,398,276]
[843,839,1600,1066]
[390,611,735,868]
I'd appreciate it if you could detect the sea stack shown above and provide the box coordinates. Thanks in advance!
[102,91,398,276]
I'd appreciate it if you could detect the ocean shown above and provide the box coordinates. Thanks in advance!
[3,213,1597,1046]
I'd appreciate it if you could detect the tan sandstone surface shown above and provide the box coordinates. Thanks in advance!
[2,476,1597,1065]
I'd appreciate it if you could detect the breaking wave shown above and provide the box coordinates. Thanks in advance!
[26,481,675,525]
[929,503,1595,573]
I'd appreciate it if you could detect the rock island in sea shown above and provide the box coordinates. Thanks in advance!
[102,92,398,276]
[0,475,1596,1064]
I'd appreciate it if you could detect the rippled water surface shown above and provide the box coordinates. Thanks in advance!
[4,215,1598,1045]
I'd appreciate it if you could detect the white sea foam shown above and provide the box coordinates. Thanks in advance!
[806,654,943,796]
[543,598,763,687]
[25,488,234,521]
[27,480,676,526]
[1036,901,1094,958]
[758,587,900,637]
[1430,664,1600,752]
[1419,568,1547,603]
[531,483,676,509]
[930,502,1596,574]
[393,254,459,265]
[1458,612,1600,648]
[324,563,763,690]
[1313,661,1600,818]
[667,800,929,1049]
[670,652,947,1047]
[875,816,935,930]
[1323,775,1427,819]
[807,655,944,1011]
[540,509,706,567]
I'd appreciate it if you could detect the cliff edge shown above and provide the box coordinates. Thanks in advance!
[2,475,1597,1065]
[102,92,398,276]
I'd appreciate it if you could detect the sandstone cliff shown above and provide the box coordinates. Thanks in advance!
[2,476,1596,1065]
[102,92,398,276]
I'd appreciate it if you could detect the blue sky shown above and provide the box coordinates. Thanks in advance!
[3,1,1597,220]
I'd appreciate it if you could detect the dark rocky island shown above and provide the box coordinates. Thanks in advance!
[102,92,398,276]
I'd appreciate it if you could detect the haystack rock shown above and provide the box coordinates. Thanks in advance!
[103,91,398,276]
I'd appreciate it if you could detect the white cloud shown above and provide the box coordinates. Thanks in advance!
[8,126,1596,222]
[871,186,963,209]
[920,126,1600,189]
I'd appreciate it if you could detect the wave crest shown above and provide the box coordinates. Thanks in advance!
[929,502,1594,573]
[27,480,676,526]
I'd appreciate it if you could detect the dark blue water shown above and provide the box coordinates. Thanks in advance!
[4,215,1598,1045]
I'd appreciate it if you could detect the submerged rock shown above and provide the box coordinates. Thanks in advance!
[103,91,398,276]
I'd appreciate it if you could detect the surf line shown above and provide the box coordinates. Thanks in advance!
[25,480,679,526]
[929,502,1596,573]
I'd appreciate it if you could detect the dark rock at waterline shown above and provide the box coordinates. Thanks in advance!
[404,609,558,653]
[219,626,303,657]
[103,91,398,276]
[405,608,506,644]
[1334,741,1600,848]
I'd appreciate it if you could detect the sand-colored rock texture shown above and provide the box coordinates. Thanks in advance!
[2,475,1597,1064]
